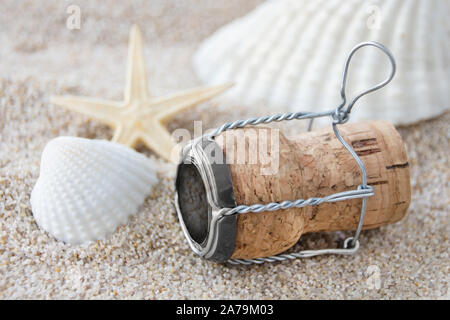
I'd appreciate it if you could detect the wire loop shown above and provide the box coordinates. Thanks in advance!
[337,41,396,120]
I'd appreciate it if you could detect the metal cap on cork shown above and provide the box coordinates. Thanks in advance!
[174,138,237,262]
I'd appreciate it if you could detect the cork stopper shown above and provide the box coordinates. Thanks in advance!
[217,120,411,260]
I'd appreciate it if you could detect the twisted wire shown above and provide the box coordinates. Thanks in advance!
[207,110,334,139]
[223,186,373,216]
[228,239,360,265]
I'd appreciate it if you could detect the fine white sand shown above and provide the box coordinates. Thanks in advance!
[0,0,448,299]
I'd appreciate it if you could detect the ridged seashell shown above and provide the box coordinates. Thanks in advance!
[31,136,158,244]
[194,0,450,125]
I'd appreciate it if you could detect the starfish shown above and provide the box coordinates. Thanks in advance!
[51,25,231,163]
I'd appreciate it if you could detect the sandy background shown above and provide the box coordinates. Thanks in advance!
[0,0,448,299]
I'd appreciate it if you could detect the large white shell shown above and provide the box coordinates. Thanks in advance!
[31,136,158,244]
[194,0,450,125]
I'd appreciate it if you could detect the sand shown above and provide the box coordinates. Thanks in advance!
[0,0,449,299]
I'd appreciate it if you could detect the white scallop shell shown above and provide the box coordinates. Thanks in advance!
[31,136,158,244]
[194,0,450,125]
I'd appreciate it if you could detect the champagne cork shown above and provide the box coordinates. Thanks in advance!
[217,120,411,260]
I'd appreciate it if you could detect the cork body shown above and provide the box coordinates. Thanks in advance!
[216,120,411,260]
